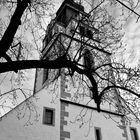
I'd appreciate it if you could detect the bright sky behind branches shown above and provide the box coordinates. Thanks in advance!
[0,0,140,116]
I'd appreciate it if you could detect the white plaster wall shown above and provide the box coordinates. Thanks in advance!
[64,73,119,113]
[65,103,127,140]
[0,86,61,140]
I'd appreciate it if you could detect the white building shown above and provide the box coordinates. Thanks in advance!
[0,0,139,140]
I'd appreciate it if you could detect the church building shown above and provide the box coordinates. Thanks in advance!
[0,0,139,140]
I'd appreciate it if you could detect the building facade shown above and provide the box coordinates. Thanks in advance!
[0,0,139,140]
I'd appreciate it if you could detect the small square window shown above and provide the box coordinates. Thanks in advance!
[95,127,102,140]
[43,107,55,126]
[130,128,139,140]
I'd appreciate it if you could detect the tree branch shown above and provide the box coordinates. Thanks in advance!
[99,85,140,100]
[116,0,140,18]
[0,0,30,59]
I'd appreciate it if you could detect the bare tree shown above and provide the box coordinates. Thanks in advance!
[0,0,140,121]
[0,0,53,115]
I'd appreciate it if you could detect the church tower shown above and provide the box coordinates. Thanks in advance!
[0,1,139,140]
[34,0,130,140]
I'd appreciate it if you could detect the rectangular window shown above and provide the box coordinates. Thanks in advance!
[83,49,94,70]
[86,29,92,39]
[130,128,138,140]
[43,107,55,126]
[79,26,92,39]
[95,127,102,140]
[79,26,85,36]
[43,68,48,84]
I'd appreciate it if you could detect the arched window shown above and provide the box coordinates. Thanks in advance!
[83,48,94,70]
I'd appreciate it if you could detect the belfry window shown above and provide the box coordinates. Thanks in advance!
[83,49,94,70]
